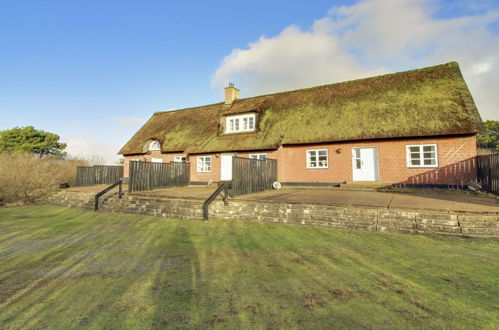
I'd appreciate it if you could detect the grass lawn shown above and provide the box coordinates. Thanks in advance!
[0,206,498,329]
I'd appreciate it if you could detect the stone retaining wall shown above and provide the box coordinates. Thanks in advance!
[43,191,499,238]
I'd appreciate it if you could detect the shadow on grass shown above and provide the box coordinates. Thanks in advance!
[150,225,200,329]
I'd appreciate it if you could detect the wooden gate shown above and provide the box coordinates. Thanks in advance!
[477,153,499,195]
[76,165,124,186]
[231,157,277,196]
[129,161,190,192]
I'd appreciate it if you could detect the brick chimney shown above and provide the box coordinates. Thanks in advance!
[224,83,240,105]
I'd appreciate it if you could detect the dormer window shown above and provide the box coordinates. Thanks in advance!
[149,140,161,151]
[225,113,256,133]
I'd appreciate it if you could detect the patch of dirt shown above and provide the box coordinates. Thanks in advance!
[413,300,432,313]
[205,315,224,325]
[302,292,324,308]
[329,288,345,298]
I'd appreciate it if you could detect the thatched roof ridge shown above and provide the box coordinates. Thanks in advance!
[118,62,483,155]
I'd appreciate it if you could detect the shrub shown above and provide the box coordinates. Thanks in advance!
[0,152,88,205]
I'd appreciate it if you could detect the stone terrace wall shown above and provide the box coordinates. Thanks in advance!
[43,191,499,238]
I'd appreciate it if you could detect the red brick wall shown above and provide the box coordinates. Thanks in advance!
[274,135,477,185]
[122,135,477,185]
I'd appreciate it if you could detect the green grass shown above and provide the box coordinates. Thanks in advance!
[0,206,498,329]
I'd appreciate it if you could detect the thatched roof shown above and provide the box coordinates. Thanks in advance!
[118,62,483,155]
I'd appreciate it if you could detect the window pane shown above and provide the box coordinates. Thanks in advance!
[424,159,435,166]
[248,117,254,129]
[423,145,435,152]
[411,152,421,159]
[318,154,327,167]
[356,159,361,169]
[235,119,239,130]
[409,146,420,153]
[249,155,257,159]
[411,159,421,166]
[259,154,266,160]
[243,118,248,129]
[355,149,360,158]
[318,150,327,156]
[423,152,434,159]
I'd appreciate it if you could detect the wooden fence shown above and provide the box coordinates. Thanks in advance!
[477,153,499,195]
[129,161,190,192]
[231,157,277,196]
[76,165,124,186]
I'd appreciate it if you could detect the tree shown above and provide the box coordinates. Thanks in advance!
[0,126,67,158]
[477,120,499,151]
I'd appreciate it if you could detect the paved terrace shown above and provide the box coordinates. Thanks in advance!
[67,185,499,214]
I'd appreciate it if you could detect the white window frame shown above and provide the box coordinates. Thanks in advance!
[151,158,163,163]
[306,149,328,169]
[406,144,438,168]
[197,156,212,172]
[174,156,187,162]
[225,113,256,133]
[130,158,143,162]
[249,153,267,160]
[149,140,161,151]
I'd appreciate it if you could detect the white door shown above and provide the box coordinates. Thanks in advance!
[352,148,377,181]
[221,153,235,180]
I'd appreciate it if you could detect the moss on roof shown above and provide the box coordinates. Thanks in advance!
[118,62,483,155]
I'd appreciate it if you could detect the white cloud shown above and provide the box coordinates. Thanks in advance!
[212,25,384,95]
[212,0,499,119]
[65,137,121,165]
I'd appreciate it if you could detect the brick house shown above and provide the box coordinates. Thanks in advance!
[119,62,483,187]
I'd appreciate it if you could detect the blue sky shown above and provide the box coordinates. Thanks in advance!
[1,0,498,163]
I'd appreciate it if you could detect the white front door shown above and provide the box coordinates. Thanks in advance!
[221,153,235,180]
[352,148,378,181]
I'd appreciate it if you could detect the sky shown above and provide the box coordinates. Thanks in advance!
[1,0,498,164]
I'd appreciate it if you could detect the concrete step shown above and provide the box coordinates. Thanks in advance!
[340,181,392,189]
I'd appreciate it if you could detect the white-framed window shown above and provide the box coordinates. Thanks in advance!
[225,113,256,133]
[149,140,161,151]
[174,156,187,162]
[151,158,163,163]
[406,144,438,168]
[130,158,143,162]
[307,149,328,169]
[197,156,211,172]
[249,154,267,160]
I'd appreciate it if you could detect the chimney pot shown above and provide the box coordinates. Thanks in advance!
[224,83,239,105]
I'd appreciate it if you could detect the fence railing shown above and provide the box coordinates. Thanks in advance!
[203,181,229,220]
[477,153,499,195]
[231,157,277,196]
[129,161,190,192]
[76,165,124,187]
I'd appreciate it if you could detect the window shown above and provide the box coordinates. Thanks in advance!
[307,149,328,169]
[353,149,362,169]
[149,140,161,151]
[174,156,187,162]
[151,158,163,163]
[197,156,211,172]
[225,113,256,133]
[130,158,143,162]
[406,144,438,167]
[249,154,267,160]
